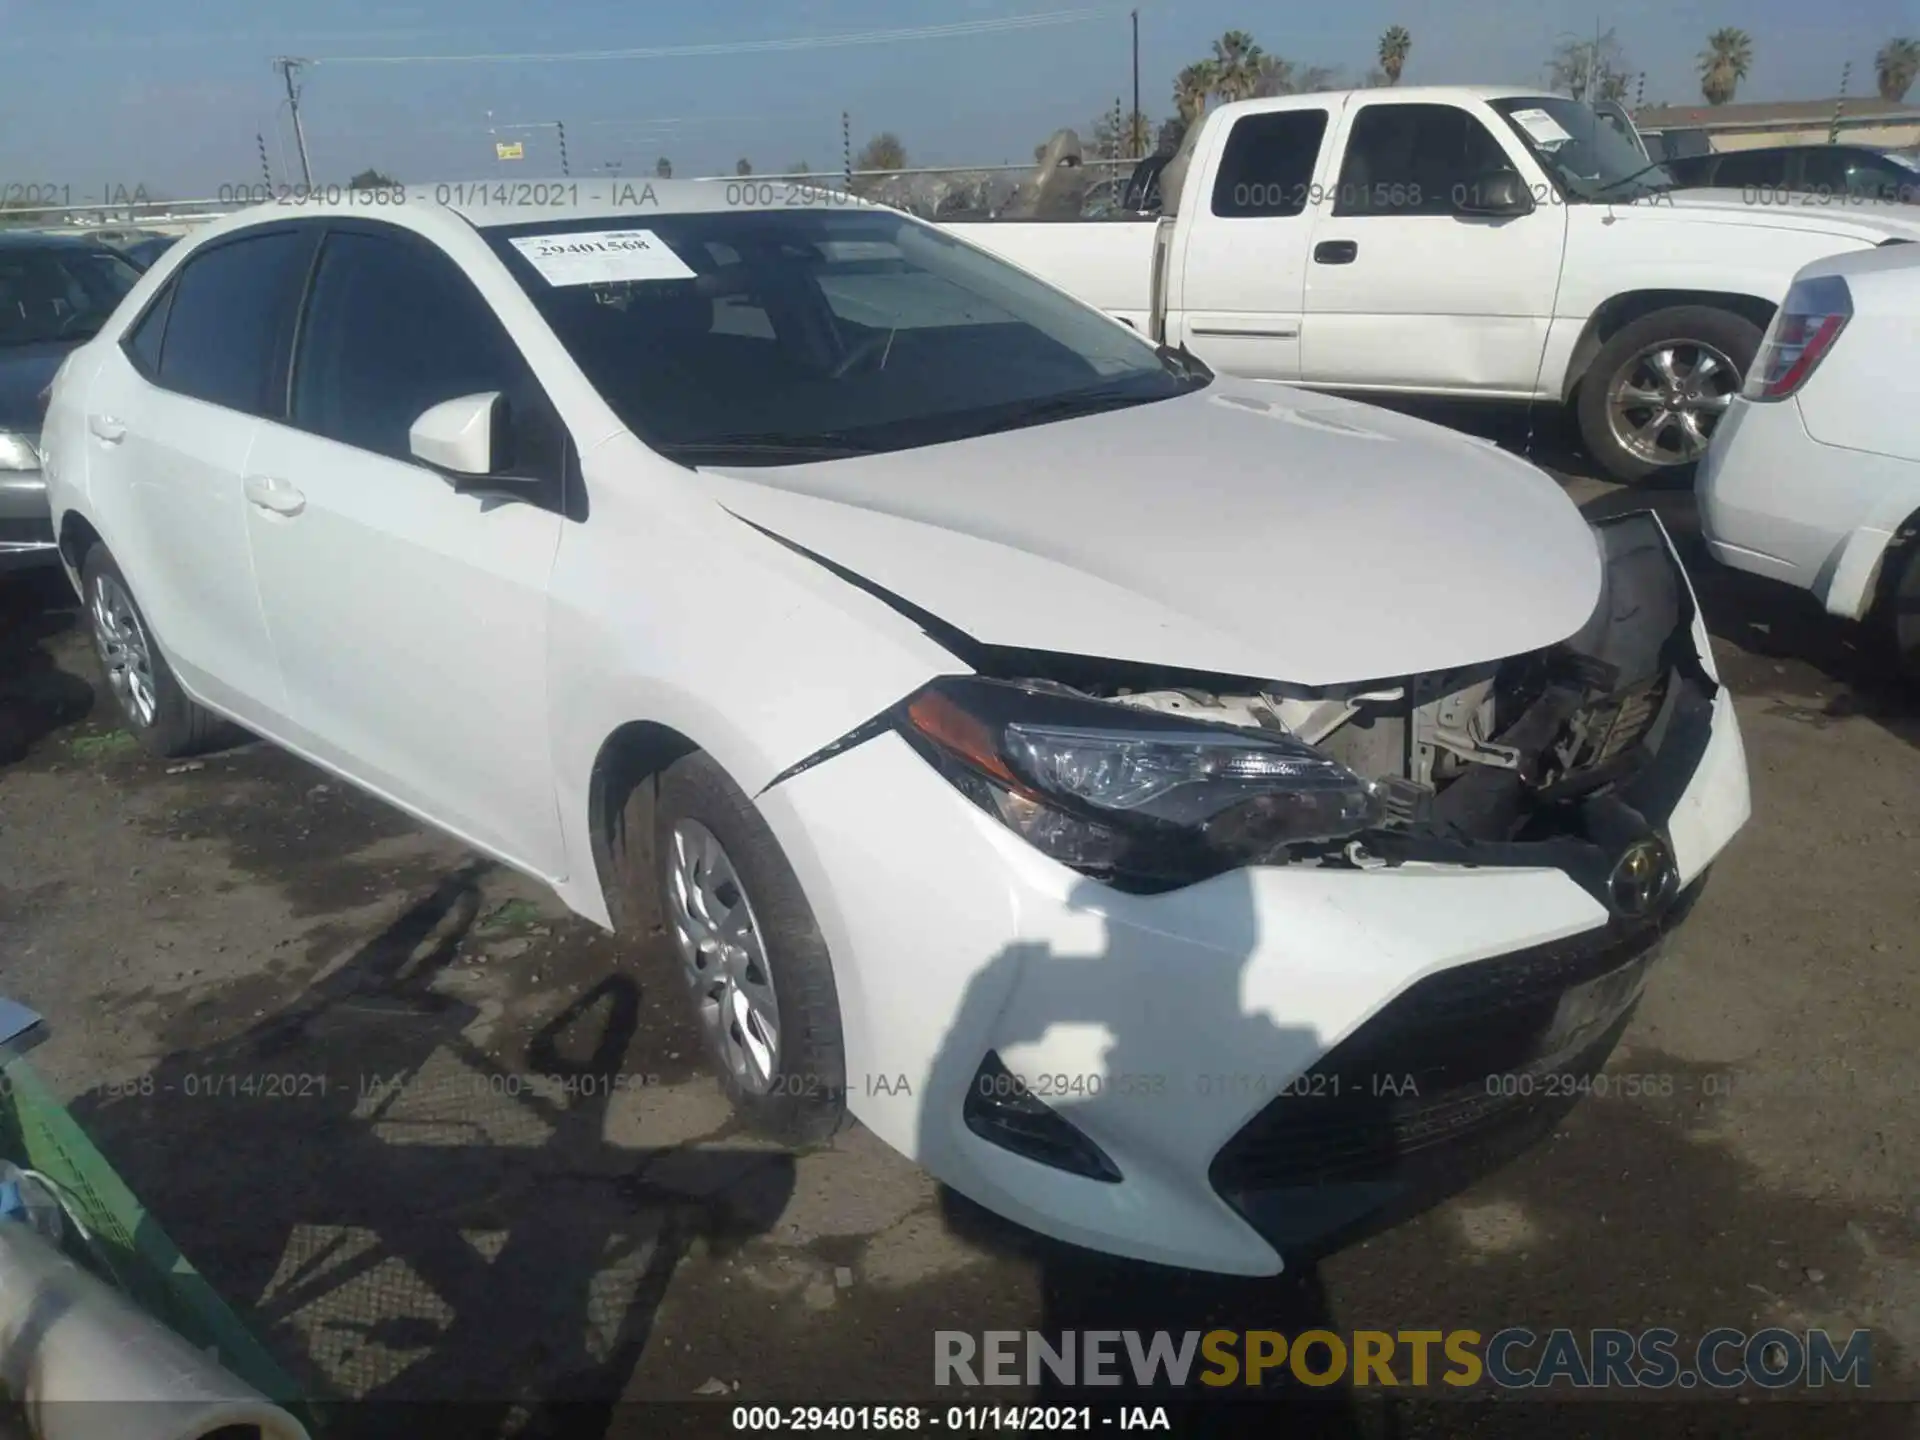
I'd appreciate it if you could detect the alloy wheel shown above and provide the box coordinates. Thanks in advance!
[1606,340,1740,466]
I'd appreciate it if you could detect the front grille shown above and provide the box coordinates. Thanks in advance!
[1208,889,1701,1257]
[0,516,54,546]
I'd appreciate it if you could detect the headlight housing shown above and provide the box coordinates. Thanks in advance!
[0,432,41,471]
[899,676,1385,889]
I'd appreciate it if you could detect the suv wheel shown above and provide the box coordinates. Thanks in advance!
[81,544,240,757]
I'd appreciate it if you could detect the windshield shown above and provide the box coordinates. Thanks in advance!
[1488,96,1674,202]
[485,208,1197,463]
[0,244,142,347]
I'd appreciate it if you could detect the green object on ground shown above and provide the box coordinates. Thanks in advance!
[0,1045,320,1432]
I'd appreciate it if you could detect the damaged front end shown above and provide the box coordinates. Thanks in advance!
[877,512,1715,912]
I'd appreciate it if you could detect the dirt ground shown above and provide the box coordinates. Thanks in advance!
[0,409,1916,1438]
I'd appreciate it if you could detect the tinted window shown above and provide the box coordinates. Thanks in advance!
[0,245,141,348]
[122,283,173,376]
[1709,150,1788,189]
[290,229,550,472]
[485,209,1190,464]
[156,231,310,414]
[1335,104,1512,216]
[1839,153,1917,202]
[1211,110,1329,217]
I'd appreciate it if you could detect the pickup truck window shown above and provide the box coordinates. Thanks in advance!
[1210,110,1330,218]
[1332,104,1511,217]
[486,209,1196,463]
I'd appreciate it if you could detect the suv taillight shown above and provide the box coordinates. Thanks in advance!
[1744,274,1852,401]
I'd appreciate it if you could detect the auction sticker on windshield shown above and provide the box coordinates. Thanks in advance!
[508,229,697,286]
[1510,108,1574,148]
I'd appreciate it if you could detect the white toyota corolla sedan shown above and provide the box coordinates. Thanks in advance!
[41,182,1750,1274]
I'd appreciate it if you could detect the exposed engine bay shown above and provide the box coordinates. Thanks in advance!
[971,513,1714,867]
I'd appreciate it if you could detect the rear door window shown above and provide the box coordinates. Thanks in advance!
[1708,150,1788,191]
[154,229,315,416]
[1210,110,1330,218]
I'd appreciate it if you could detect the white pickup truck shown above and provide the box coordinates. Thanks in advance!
[943,84,1920,483]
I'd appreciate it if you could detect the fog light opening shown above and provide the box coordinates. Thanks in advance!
[963,1051,1121,1183]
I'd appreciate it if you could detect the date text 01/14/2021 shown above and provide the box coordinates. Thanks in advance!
[730,1405,1173,1431]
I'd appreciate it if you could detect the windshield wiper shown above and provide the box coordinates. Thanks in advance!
[656,432,882,464]
[1587,160,1675,199]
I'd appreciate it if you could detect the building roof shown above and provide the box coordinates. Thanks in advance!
[1636,97,1920,130]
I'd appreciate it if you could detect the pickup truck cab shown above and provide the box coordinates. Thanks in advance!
[944,85,1920,483]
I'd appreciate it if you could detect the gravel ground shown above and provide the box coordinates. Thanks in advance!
[0,405,1915,1438]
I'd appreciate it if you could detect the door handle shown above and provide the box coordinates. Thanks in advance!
[88,415,125,444]
[1312,240,1359,265]
[243,475,306,517]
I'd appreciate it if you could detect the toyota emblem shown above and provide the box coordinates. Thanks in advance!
[1608,837,1676,919]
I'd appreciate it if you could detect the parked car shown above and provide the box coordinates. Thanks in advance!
[1665,144,1920,206]
[118,234,180,271]
[42,186,1750,1273]
[1698,243,1920,678]
[939,86,1920,484]
[0,232,143,572]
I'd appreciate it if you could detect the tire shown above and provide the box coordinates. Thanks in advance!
[79,544,241,758]
[637,751,847,1144]
[1878,526,1920,686]
[1576,305,1764,484]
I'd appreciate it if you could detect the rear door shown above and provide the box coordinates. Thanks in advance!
[82,224,319,722]
[1167,105,1331,381]
[241,222,569,875]
[1299,99,1567,396]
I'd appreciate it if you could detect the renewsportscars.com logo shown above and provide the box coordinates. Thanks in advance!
[935,1328,1873,1391]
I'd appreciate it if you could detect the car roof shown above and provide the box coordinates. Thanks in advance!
[196,178,885,241]
[0,229,117,252]
[1205,84,1565,119]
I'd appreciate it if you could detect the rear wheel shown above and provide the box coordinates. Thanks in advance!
[1577,305,1763,484]
[80,544,240,758]
[1880,527,1920,685]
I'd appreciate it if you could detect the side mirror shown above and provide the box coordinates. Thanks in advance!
[1453,169,1535,218]
[409,392,509,480]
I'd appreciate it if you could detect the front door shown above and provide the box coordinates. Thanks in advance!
[243,224,568,876]
[1300,100,1568,396]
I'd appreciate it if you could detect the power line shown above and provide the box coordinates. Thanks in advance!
[308,8,1121,67]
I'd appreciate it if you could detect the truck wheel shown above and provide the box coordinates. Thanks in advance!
[80,544,242,758]
[1880,526,1920,685]
[643,751,848,1145]
[1577,306,1763,484]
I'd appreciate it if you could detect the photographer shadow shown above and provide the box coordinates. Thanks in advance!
[920,867,1398,1435]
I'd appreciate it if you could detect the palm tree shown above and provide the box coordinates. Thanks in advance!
[1210,30,1265,102]
[734,158,753,176]
[1295,66,1342,94]
[1251,54,1295,97]
[1378,26,1412,85]
[789,160,812,174]
[1173,61,1218,121]
[1697,27,1753,105]
[654,156,673,179]
[1877,37,1920,101]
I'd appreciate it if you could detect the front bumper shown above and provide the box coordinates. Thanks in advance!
[0,471,57,574]
[758,520,1750,1275]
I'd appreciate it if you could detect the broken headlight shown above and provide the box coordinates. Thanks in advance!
[899,677,1385,888]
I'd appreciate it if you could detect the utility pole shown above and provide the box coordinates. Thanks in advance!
[555,120,570,176]
[842,111,852,187]
[1130,9,1140,157]
[257,133,273,189]
[1829,61,1851,143]
[272,58,314,189]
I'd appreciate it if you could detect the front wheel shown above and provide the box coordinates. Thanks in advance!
[1577,305,1763,484]
[641,751,848,1144]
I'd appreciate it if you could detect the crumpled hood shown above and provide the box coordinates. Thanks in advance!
[700,380,1604,687]
[1629,189,1920,244]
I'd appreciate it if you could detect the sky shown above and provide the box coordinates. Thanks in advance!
[0,0,1912,200]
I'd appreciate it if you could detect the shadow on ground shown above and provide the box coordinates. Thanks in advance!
[0,571,91,768]
[70,858,798,1439]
